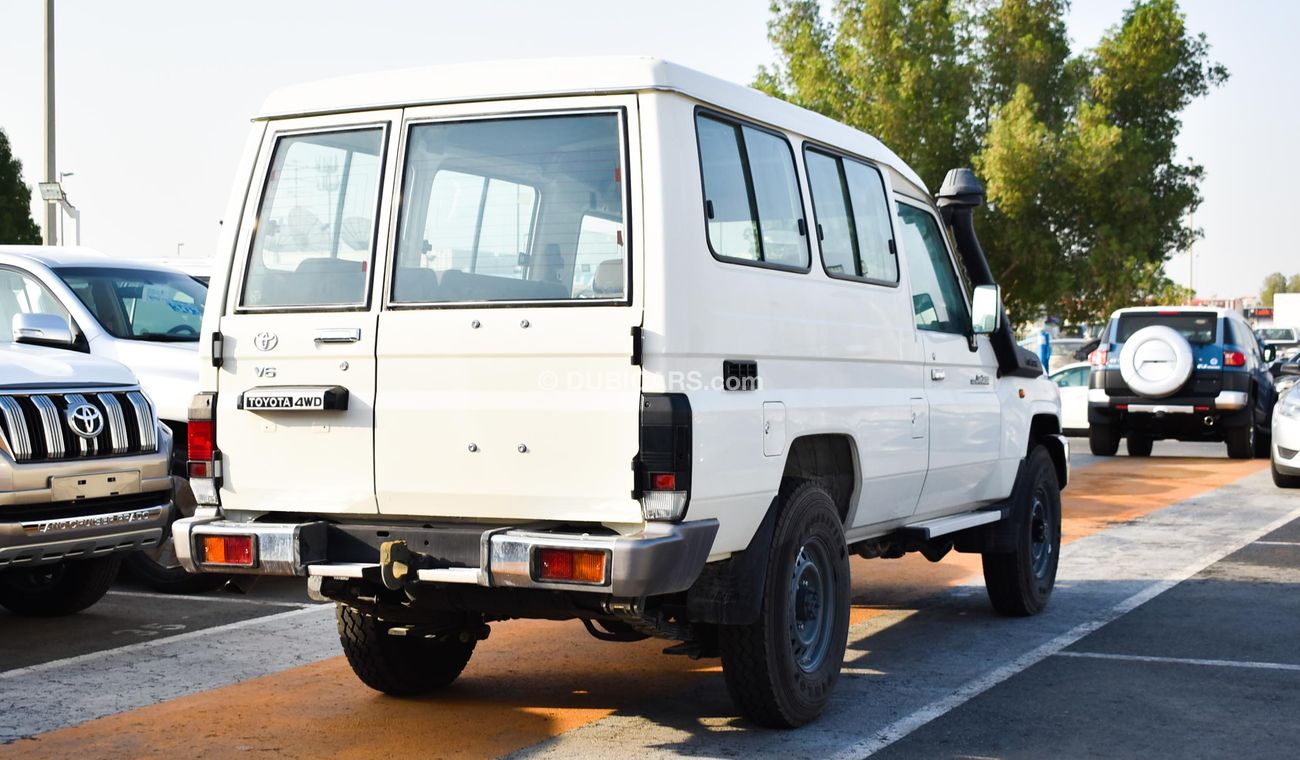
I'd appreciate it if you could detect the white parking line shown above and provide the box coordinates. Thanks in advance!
[1253,540,1300,547]
[829,499,1300,760]
[1055,651,1300,672]
[106,589,317,608]
[0,603,332,681]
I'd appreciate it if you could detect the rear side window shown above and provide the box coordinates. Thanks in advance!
[804,147,898,284]
[391,112,627,305]
[696,113,809,269]
[1116,313,1217,344]
[241,128,385,309]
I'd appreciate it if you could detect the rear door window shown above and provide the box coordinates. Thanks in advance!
[1116,313,1217,344]
[241,127,385,309]
[696,113,809,269]
[391,112,627,305]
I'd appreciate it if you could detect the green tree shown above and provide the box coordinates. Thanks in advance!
[1261,272,1288,307]
[759,0,1225,323]
[1288,274,1300,294]
[0,129,41,245]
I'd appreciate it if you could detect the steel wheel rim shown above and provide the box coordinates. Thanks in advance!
[787,538,835,673]
[1029,490,1054,579]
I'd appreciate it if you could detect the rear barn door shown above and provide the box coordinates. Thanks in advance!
[216,112,402,514]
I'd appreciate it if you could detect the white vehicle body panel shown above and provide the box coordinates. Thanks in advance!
[196,57,1060,559]
[1273,390,1300,476]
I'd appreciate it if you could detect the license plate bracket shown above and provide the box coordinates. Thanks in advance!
[50,470,142,501]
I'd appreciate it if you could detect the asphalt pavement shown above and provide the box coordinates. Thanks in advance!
[2,438,1297,759]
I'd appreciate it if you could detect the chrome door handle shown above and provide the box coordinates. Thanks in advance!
[930,369,946,381]
[315,328,361,344]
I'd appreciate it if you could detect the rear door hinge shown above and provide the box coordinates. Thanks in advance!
[211,332,224,368]
[631,325,643,366]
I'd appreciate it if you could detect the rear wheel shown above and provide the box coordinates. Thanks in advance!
[1274,460,1300,489]
[718,483,850,728]
[1225,422,1255,460]
[0,556,122,617]
[983,447,1061,616]
[337,605,477,696]
[1089,424,1120,456]
[1126,434,1153,457]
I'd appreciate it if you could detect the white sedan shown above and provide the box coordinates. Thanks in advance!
[1273,386,1300,488]
[1049,361,1090,435]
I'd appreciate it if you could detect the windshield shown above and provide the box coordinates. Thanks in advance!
[1259,328,1296,341]
[1116,312,1217,345]
[55,267,207,342]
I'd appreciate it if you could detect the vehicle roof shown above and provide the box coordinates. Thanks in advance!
[256,56,929,194]
[0,246,185,273]
[1109,305,1243,319]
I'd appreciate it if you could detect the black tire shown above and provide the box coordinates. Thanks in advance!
[718,482,850,728]
[337,604,476,696]
[0,555,122,617]
[1089,424,1120,456]
[983,446,1061,617]
[1126,433,1153,457]
[1225,423,1255,460]
[1274,460,1300,489]
[125,478,229,593]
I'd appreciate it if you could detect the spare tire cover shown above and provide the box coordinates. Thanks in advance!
[1119,325,1195,398]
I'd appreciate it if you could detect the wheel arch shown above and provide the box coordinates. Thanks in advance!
[1029,413,1068,489]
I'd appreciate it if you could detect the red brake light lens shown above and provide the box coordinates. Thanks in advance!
[651,473,677,490]
[1223,351,1246,367]
[536,548,607,584]
[201,535,254,566]
[188,419,214,461]
[1088,347,1109,367]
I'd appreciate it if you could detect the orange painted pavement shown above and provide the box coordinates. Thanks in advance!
[4,454,1265,760]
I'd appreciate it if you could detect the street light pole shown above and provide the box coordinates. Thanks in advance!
[42,0,58,246]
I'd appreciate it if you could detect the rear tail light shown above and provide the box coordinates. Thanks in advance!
[1088,347,1110,367]
[187,392,221,506]
[1223,350,1246,367]
[200,534,255,567]
[634,394,692,522]
[535,548,608,584]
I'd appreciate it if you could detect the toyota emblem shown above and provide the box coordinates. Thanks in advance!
[254,331,279,351]
[67,403,105,439]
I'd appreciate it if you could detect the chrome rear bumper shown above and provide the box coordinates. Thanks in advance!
[174,514,719,598]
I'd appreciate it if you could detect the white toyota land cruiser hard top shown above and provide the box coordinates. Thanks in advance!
[176,58,1068,727]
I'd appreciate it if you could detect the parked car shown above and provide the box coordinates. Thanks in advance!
[1049,362,1089,435]
[171,57,1067,728]
[1087,306,1278,459]
[0,337,173,616]
[1273,354,1300,395]
[1257,326,1300,359]
[0,246,223,592]
[1273,382,1300,488]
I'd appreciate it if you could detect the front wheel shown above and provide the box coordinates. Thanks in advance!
[718,483,850,728]
[0,556,122,617]
[982,446,1062,616]
[1089,424,1120,456]
[1225,423,1255,460]
[1126,433,1153,457]
[337,605,477,696]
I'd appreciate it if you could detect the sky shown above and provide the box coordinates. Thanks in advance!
[0,0,1294,299]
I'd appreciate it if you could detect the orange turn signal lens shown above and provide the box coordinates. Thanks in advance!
[536,548,607,584]
[201,535,254,567]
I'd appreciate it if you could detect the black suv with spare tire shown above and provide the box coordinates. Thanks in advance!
[1087,307,1278,459]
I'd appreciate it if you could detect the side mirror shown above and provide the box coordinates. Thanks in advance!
[13,313,75,348]
[1263,345,1277,363]
[971,284,1001,335]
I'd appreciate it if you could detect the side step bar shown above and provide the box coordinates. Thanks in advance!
[899,508,1006,541]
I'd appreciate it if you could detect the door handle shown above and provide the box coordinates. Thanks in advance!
[315,328,361,344]
[930,369,946,382]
